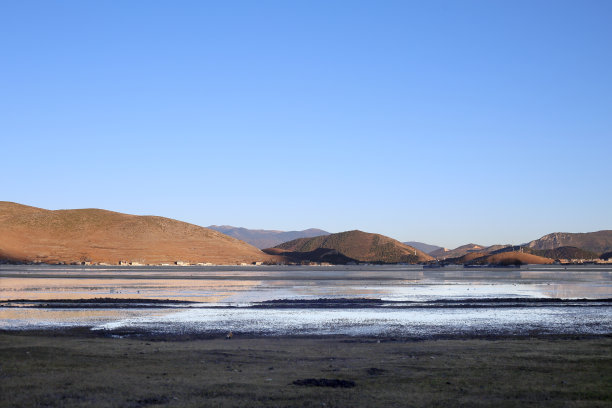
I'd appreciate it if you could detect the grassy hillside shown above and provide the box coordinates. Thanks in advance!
[0,202,274,265]
[530,246,600,260]
[527,230,612,253]
[488,245,599,260]
[271,230,433,264]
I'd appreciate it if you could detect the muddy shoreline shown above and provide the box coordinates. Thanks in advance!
[3,296,612,309]
[3,326,611,342]
[3,297,611,338]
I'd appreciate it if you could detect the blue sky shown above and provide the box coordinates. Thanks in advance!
[1,1,611,248]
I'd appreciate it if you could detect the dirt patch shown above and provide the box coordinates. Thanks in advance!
[293,378,356,388]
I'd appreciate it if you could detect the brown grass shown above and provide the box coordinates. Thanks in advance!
[0,202,280,265]
[481,252,554,265]
[0,332,610,407]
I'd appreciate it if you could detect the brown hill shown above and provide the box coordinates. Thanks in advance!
[471,251,554,266]
[528,246,599,260]
[0,202,276,265]
[527,231,612,254]
[266,230,433,264]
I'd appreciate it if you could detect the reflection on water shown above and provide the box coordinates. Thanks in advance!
[0,277,260,303]
[1,264,610,303]
[1,264,610,335]
[0,308,172,329]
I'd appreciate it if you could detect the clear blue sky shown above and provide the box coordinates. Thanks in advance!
[1,1,611,248]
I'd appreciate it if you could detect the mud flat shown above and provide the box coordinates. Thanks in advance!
[0,330,610,407]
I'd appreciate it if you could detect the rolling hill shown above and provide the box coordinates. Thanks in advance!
[0,202,276,265]
[469,252,554,266]
[208,225,329,249]
[440,244,597,265]
[266,230,433,264]
[527,231,612,254]
[528,246,599,260]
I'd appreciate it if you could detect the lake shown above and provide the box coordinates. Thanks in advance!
[1,264,611,337]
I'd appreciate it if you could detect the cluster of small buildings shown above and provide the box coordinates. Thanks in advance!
[553,258,612,265]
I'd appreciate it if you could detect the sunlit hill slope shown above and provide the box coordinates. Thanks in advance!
[0,202,274,265]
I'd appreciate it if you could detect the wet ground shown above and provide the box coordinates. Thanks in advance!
[1,264,610,337]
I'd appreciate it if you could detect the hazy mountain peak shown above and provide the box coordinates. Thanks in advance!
[208,225,330,249]
[403,241,443,255]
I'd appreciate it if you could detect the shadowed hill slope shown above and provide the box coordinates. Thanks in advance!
[494,246,599,260]
[0,202,274,265]
[265,247,357,264]
[208,225,329,249]
[267,230,433,264]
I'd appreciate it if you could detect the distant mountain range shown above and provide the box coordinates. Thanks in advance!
[403,241,443,255]
[1,201,609,265]
[0,202,276,265]
[208,225,329,249]
[265,230,433,264]
[429,231,612,262]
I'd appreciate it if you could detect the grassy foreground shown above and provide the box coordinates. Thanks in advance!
[0,332,610,407]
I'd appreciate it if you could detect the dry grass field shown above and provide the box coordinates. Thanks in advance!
[0,331,610,407]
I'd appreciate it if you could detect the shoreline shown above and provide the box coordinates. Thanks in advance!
[2,296,612,308]
[3,326,612,342]
[3,297,611,338]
